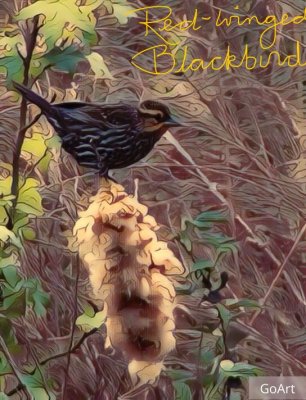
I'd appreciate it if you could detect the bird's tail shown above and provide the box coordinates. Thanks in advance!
[13,82,51,113]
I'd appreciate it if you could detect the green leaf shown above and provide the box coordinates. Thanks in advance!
[190,260,215,273]
[2,287,26,318]
[21,129,52,173]
[12,213,30,235]
[16,0,102,52]
[200,349,217,365]
[25,279,49,316]
[0,27,24,83]
[225,299,261,309]
[81,302,96,318]
[46,135,61,151]
[0,318,18,349]
[17,178,43,216]
[219,361,264,378]
[0,352,12,376]
[2,265,20,287]
[0,253,19,269]
[0,207,8,225]
[0,176,13,197]
[165,369,194,382]
[202,373,216,388]
[36,151,52,173]
[180,208,237,259]
[181,211,225,232]
[216,304,234,331]
[173,381,193,400]
[195,211,226,224]
[21,227,36,241]
[86,51,113,79]
[76,308,107,332]
[204,381,224,400]
[21,368,56,400]
[1,276,48,318]
[205,234,236,252]
[0,197,14,209]
[15,0,104,78]
[37,45,85,75]
[0,226,21,248]
[110,1,135,24]
[22,132,47,159]
[174,280,195,295]
[179,229,192,252]
[12,214,30,239]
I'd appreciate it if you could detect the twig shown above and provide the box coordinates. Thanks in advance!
[40,328,98,366]
[62,255,81,399]
[182,75,278,179]
[6,384,26,397]
[27,345,49,397]
[31,239,72,251]
[163,129,304,317]
[0,336,31,399]
[236,214,306,304]
[19,111,42,139]
[10,15,41,227]
[134,178,139,200]
[7,329,99,397]
[249,223,306,325]
[164,131,228,206]
[237,319,306,370]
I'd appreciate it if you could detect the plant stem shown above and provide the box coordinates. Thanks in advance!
[9,15,40,228]
[0,336,31,399]
[7,328,99,397]
[40,328,99,366]
[62,255,81,399]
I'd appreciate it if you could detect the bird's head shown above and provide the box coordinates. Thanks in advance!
[138,100,179,129]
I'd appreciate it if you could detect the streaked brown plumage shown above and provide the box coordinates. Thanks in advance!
[13,82,179,177]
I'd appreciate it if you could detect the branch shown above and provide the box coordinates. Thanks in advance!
[0,336,31,399]
[62,255,81,398]
[249,223,306,325]
[9,15,40,227]
[6,328,99,397]
[40,328,99,366]
[164,131,228,206]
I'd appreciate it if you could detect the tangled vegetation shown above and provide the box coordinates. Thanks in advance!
[0,0,305,399]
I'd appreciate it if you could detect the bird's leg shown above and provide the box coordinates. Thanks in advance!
[99,167,109,178]
[94,148,118,183]
[100,168,118,184]
[98,162,108,177]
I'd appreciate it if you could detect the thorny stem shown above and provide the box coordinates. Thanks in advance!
[8,15,40,229]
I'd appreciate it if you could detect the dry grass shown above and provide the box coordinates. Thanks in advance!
[0,0,305,398]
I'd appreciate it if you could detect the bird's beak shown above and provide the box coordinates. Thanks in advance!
[165,116,179,127]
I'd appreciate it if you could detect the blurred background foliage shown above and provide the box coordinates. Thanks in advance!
[0,0,305,399]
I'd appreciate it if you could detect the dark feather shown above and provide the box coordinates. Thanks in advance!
[13,83,179,177]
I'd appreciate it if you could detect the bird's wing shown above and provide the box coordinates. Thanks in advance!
[54,103,144,134]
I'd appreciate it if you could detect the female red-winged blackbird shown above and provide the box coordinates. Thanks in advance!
[13,82,179,177]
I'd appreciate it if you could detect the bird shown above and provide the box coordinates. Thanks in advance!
[13,82,179,177]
